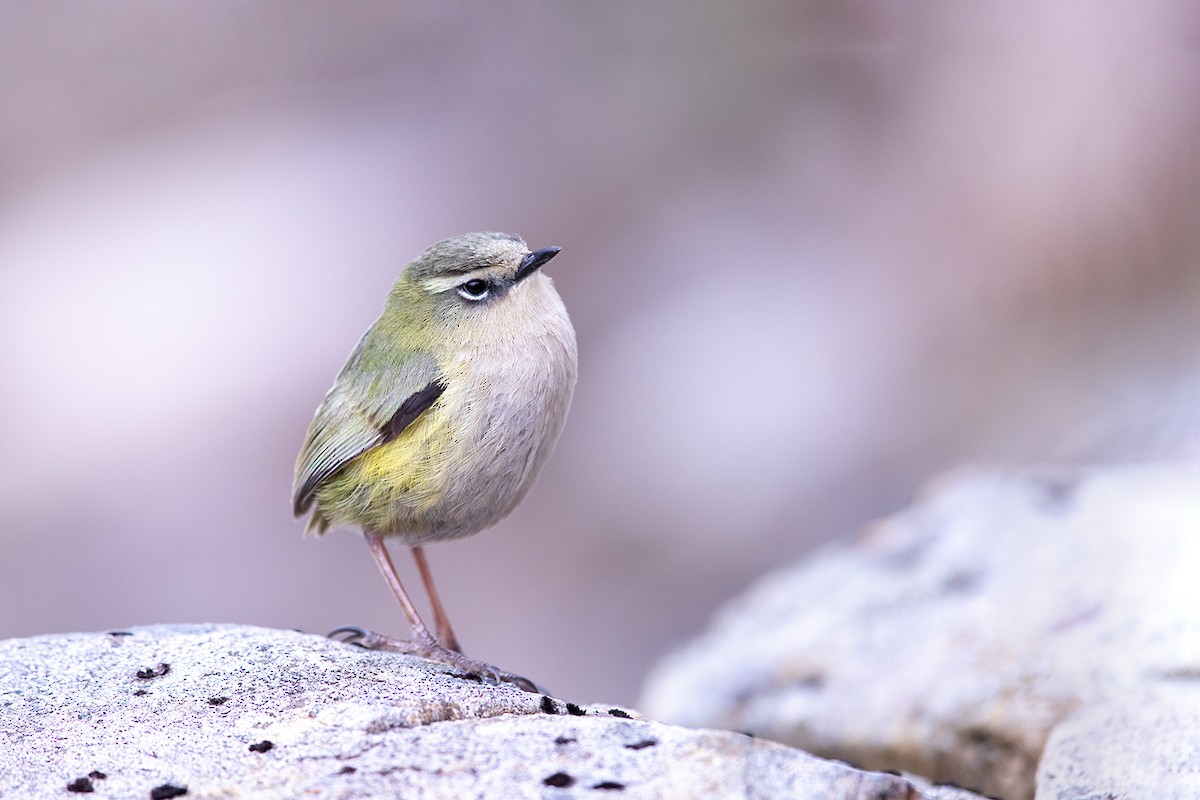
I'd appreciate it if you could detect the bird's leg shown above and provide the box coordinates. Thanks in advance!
[364,531,438,649]
[335,531,540,693]
[411,545,461,652]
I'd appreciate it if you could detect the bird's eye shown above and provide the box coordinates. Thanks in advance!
[456,279,491,301]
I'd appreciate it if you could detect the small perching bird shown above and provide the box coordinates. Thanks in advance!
[292,232,577,690]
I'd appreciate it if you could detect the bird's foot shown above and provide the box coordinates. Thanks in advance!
[328,626,540,693]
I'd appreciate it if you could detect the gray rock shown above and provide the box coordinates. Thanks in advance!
[1036,690,1200,800]
[0,623,985,799]
[641,463,1200,800]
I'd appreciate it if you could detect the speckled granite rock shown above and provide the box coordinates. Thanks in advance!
[1036,689,1200,800]
[641,463,1200,800]
[0,624,986,799]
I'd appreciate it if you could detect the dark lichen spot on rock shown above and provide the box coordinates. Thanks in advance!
[554,736,576,746]
[248,740,274,753]
[593,781,626,791]
[66,777,94,793]
[1033,473,1079,514]
[543,772,575,788]
[337,766,357,775]
[792,672,825,690]
[132,689,150,697]
[136,663,170,679]
[608,708,631,718]
[207,696,229,706]
[540,695,557,714]
[624,739,657,750]
[565,702,585,716]
[941,570,982,595]
[149,784,188,799]
[87,771,107,781]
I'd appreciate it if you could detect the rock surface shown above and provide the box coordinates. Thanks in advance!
[641,463,1200,800]
[1036,690,1200,800]
[0,624,984,799]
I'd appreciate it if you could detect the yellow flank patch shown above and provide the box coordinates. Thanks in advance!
[315,400,452,531]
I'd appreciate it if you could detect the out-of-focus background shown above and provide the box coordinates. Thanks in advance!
[2,3,1199,706]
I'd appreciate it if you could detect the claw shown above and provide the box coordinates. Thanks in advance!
[506,673,541,693]
[327,625,371,645]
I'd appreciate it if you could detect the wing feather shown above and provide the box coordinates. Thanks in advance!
[292,330,443,517]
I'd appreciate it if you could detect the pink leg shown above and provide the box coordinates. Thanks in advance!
[412,545,461,652]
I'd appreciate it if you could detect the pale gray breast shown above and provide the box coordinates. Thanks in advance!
[430,274,577,539]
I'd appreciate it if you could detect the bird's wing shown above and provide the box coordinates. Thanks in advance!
[292,333,444,517]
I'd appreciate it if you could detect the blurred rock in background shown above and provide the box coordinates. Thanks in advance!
[2,2,1199,705]
[641,463,1200,800]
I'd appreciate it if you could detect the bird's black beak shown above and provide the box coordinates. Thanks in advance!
[514,246,561,283]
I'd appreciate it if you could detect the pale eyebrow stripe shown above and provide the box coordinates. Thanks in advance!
[421,268,491,294]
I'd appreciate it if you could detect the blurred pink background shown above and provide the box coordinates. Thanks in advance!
[2,3,1199,705]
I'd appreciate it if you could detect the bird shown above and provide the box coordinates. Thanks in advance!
[292,231,577,690]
